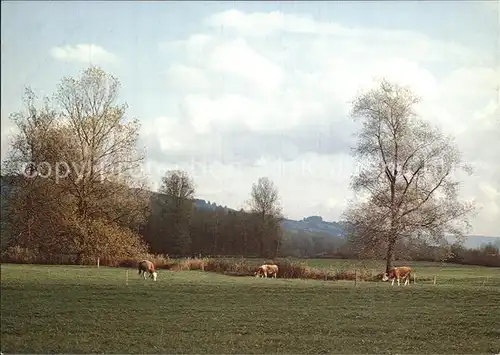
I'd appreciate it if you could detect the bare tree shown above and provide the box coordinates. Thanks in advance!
[157,169,195,255]
[343,79,476,273]
[247,177,283,258]
[55,67,147,222]
[159,170,195,201]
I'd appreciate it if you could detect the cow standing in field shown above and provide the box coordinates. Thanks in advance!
[382,266,412,286]
[138,260,158,281]
[255,264,279,278]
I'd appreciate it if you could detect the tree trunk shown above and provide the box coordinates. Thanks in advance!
[260,212,266,257]
[385,238,396,273]
[273,238,279,258]
[243,230,248,257]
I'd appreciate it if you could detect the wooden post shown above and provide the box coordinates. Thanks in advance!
[126,270,129,286]
[414,272,417,284]
[433,275,437,285]
[482,276,489,287]
[97,257,100,268]
[354,269,358,287]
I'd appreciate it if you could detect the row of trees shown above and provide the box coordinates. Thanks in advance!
[142,170,283,258]
[1,66,483,270]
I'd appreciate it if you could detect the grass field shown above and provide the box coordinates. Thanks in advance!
[1,262,500,354]
[302,259,500,285]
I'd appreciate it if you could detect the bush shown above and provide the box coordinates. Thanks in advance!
[271,258,373,281]
[170,257,209,271]
[204,258,255,275]
[274,258,308,278]
[1,246,172,269]
[1,246,79,265]
[447,243,500,267]
[2,246,42,264]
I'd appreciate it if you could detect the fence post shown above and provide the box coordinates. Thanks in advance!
[414,272,417,284]
[97,257,100,268]
[355,269,358,287]
[482,276,489,287]
[433,275,437,285]
[126,270,129,286]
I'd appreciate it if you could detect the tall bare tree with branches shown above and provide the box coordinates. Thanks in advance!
[343,79,476,272]
[247,177,283,258]
[156,169,195,255]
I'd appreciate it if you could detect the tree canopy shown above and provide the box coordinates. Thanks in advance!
[2,67,149,264]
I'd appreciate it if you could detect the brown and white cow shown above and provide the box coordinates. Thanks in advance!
[382,266,412,286]
[138,260,158,281]
[255,264,279,278]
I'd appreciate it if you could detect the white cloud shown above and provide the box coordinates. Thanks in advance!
[181,94,258,133]
[49,44,117,65]
[141,116,194,152]
[205,9,493,66]
[207,37,284,92]
[166,64,210,92]
[410,66,498,138]
[479,182,500,199]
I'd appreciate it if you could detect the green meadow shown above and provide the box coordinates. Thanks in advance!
[1,262,499,354]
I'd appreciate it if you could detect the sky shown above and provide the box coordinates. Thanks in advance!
[1,1,499,236]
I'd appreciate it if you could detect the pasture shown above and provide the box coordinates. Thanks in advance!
[1,261,500,354]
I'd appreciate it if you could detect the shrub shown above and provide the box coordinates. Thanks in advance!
[447,243,500,267]
[2,246,41,264]
[1,246,79,265]
[204,258,255,275]
[171,257,208,271]
[73,219,148,266]
[274,258,306,278]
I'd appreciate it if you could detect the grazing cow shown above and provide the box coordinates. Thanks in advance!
[382,266,412,286]
[255,264,279,278]
[138,260,158,281]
